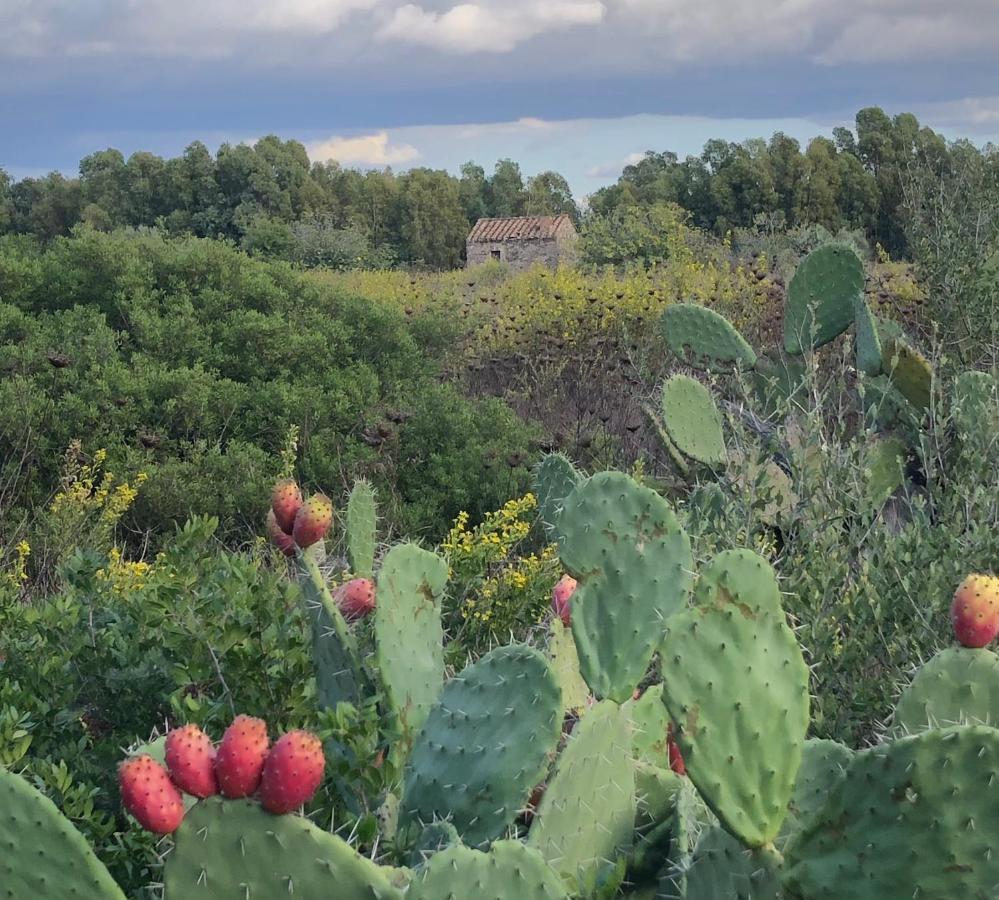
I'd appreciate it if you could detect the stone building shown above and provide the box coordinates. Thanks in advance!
[465,215,578,271]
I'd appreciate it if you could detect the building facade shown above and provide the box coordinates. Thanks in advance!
[466,215,578,271]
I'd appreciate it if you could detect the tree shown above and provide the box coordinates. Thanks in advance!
[796,138,842,230]
[524,171,579,222]
[10,173,82,239]
[0,168,12,234]
[396,168,468,269]
[79,149,130,229]
[488,159,526,217]
[458,162,489,223]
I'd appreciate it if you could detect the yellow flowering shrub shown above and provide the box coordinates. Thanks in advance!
[0,540,30,607]
[440,494,561,658]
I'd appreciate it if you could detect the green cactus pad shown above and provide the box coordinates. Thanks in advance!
[661,599,810,847]
[693,549,782,618]
[660,375,726,466]
[528,700,636,888]
[548,618,590,713]
[852,294,882,376]
[534,453,582,537]
[400,644,562,848]
[634,761,682,828]
[345,479,378,578]
[776,738,853,851]
[297,554,368,709]
[783,726,999,899]
[407,821,460,867]
[642,402,691,477]
[627,686,670,768]
[0,766,126,899]
[892,647,999,736]
[657,777,715,900]
[862,436,906,510]
[557,472,694,702]
[660,303,757,372]
[751,349,808,413]
[164,796,402,899]
[408,840,569,900]
[683,825,781,900]
[374,543,448,751]
[881,336,933,410]
[783,242,864,353]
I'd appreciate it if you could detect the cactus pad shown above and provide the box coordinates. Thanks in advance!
[882,336,933,410]
[557,472,694,702]
[164,796,402,899]
[783,726,999,899]
[660,375,726,466]
[345,479,377,578]
[852,293,882,376]
[892,646,999,735]
[862,436,906,510]
[693,549,782,618]
[784,243,865,353]
[683,825,781,900]
[627,686,671,768]
[661,590,809,847]
[548,618,589,713]
[660,303,757,372]
[0,766,126,899]
[408,840,568,900]
[407,821,460,867]
[533,452,582,537]
[374,543,448,750]
[400,644,562,847]
[777,738,853,850]
[528,700,636,888]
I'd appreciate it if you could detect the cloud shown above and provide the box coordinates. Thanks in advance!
[306,131,420,166]
[586,151,645,179]
[377,1,606,53]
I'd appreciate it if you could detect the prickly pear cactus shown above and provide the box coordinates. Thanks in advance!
[852,294,883,376]
[548,618,590,713]
[408,840,569,900]
[660,303,757,372]
[534,452,582,537]
[881,336,933,410]
[400,644,562,848]
[861,436,906,510]
[346,479,378,578]
[683,825,781,900]
[693,549,782,618]
[776,738,853,851]
[892,646,999,735]
[783,243,864,354]
[407,821,460,867]
[374,543,448,751]
[661,564,810,847]
[164,796,403,899]
[783,726,999,899]
[643,402,691,477]
[557,472,694,702]
[660,375,726,466]
[0,767,126,899]
[627,686,671,768]
[528,700,636,889]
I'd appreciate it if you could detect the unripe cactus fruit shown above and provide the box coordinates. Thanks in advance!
[119,754,185,834]
[951,574,999,648]
[551,574,577,626]
[215,715,270,798]
[335,577,377,622]
[259,730,325,814]
[292,493,334,548]
[266,509,296,557]
[271,478,303,534]
[165,723,219,798]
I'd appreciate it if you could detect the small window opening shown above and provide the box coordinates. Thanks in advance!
[491,249,502,260]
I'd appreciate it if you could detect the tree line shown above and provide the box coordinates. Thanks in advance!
[0,107,993,267]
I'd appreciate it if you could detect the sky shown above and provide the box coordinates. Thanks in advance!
[3,0,999,198]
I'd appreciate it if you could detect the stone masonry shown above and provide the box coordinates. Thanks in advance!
[466,215,578,271]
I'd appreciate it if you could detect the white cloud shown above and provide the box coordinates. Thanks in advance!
[586,151,645,179]
[306,131,420,166]
[377,1,606,53]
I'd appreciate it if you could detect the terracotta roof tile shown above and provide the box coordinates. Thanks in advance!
[467,215,572,243]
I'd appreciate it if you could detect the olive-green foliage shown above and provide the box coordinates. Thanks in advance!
[0,229,536,552]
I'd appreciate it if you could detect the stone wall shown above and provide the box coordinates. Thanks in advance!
[466,218,579,271]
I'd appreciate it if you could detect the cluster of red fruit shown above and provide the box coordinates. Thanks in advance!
[951,573,999,648]
[118,716,324,835]
[266,478,333,555]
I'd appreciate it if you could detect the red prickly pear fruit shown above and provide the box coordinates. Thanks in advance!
[267,509,297,557]
[951,573,999,648]
[259,730,325,814]
[165,723,219,798]
[667,722,686,776]
[118,754,185,834]
[292,494,333,549]
[335,578,377,622]
[552,574,577,626]
[215,715,270,798]
[271,478,303,534]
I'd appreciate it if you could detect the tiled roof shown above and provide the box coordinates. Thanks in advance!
[467,215,572,243]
